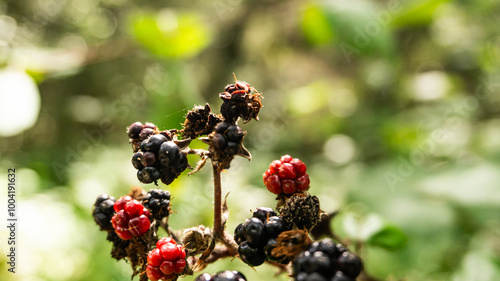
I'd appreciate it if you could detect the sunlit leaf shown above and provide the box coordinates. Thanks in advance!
[130,10,212,59]
[367,224,407,250]
[300,3,335,45]
[391,0,450,28]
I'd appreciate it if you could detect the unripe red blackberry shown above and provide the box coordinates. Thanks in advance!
[263,155,310,195]
[143,189,171,220]
[92,194,116,231]
[146,238,187,281]
[111,196,151,240]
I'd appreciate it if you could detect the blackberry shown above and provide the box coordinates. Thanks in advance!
[195,271,247,281]
[210,122,245,157]
[127,122,189,185]
[143,189,171,220]
[244,218,266,247]
[235,207,291,266]
[292,239,363,281]
[252,207,277,222]
[238,241,266,266]
[92,194,116,231]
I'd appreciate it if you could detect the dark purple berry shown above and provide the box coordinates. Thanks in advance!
[212,134,226,150]
[252,207,277,222]
[143,134,168,152]
[132,152,144,169]
[264,238,277,258]
[141,152,156,167]
[138,167,160,183]
[195,273,213,281]
[215,122,229,134]
[158,141,181,167]
[95,194,110,206]
[318,239,337,257]
[265,216,290,238]
[313,251,333,275]
[172,152,188,173]
[128,122,143,138]
[336,252,362,278]
[331,271,355,281]
[244,218,266,247]
[305,273,328,281]
[234,223,246,244]
[224,141,238,155]
[213,270,247,281]
[143,189,171,220]
[139,128,155,140]
[238,241,266,266]
[225,125,243,142]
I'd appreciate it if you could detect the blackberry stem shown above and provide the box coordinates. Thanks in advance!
[213,162,223,237]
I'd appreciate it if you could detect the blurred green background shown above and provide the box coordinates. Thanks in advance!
[1,0,500,280]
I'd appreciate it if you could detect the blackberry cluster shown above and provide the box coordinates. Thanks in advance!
[219,80,262,123]
[127,122,160,150]
[292,239,363,281]
[212,121,245,156]
[129,122,189,185]
[92,194,116,231]
[146,237,187,281]
[143,189,171,220]
[111,196,151,240]
[195,270,247,281]
[234,207,291,266]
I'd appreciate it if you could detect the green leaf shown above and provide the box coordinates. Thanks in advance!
[367,224,407,250]
[391,0,450,28]
[130,11,212,59]
[300,3,335,45]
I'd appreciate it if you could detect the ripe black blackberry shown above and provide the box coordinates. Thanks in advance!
[92,194,116,231]
[212,121,245,156]
[128,122,189,185]
[142,189,171,220]
[195,270,247,281]
[292,239,363,281]
[234,207,291,266]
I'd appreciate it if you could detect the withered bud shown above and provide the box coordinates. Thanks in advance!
[181,104,221,140]
[181,225,213,256]
[270,229,312,264]
[278,193,321,231]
